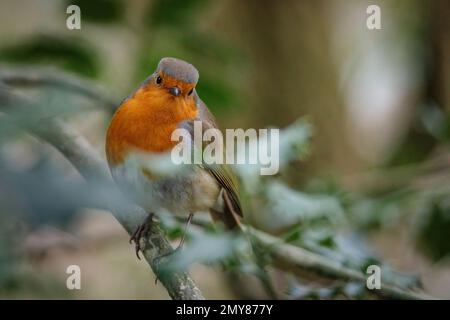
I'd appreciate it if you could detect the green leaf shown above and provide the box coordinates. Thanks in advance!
[67,0,124,23]
[279,118,313,168]
[259,181,345,231]
[0,35,99,78]
[159,231,246,272]
[147,0,209,28]
[416,197,450,262]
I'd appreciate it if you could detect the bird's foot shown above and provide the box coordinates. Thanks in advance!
[130,213,155,260]
[152,213,194,284]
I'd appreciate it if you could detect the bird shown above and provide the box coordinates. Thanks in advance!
[105,57,242,258]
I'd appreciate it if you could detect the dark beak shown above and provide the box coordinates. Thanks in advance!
[168,86,181,97]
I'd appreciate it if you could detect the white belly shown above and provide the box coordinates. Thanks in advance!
[110,158,220,216]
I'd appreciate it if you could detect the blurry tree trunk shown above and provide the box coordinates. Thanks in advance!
[426,0,450,112]
[387,0,450,167]
[219,0,361,180]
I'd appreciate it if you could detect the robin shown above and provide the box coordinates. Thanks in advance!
[106,57,242,258]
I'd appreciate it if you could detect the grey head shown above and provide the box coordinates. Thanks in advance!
[156,57,199,84]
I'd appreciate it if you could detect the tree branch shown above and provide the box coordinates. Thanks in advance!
[246,227,434,300]
[0,66,118,111]
[186,215,434,300]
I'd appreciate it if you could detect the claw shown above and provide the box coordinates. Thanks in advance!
[129,213,155,259]
[135,243,141,260]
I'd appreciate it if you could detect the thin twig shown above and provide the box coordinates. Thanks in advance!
[0,66,118,111]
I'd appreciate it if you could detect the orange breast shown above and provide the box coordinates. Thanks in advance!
[106,84,198,166]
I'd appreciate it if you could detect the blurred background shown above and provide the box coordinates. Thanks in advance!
[0,0,449,299]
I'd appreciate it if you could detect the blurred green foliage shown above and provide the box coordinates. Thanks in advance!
[0,35,99,78]
[137,0,240,112]
[67,0,124,23]
[416,197,450,262]
[147,0,208,28]
[0,0,241,113]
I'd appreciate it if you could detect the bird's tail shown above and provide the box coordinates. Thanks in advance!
[209,191,278,298]
[209,190,242,230]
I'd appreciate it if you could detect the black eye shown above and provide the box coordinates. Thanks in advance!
[188,88,193,96]
[156,76,162,85]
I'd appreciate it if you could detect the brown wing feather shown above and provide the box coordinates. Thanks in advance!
[180,94,243,226]
[205,164,242,217]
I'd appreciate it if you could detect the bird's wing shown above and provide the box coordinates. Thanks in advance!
[179,95,243,222]
[206,162,243,217]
